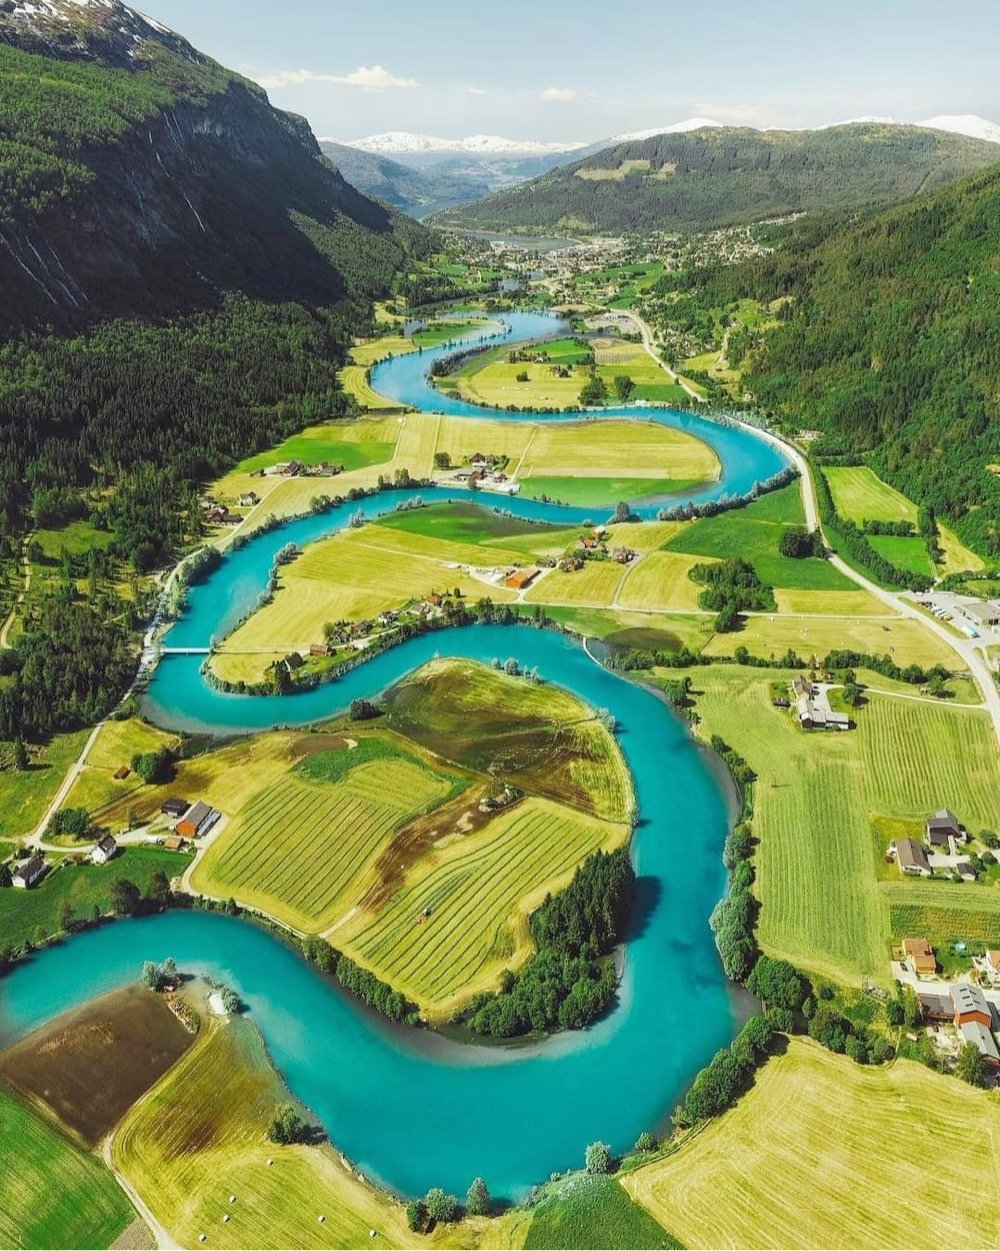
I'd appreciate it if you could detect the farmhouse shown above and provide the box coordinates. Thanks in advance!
[163,836,185,851]
[238,491,260,507]
[902,937,937,975]
[894,838,931,877]
[925,808,965,847]
[176,801,220,840]
[611,546,637,564]
[161,798,190,819]
[91,833,118,866]
[506,567,539,590]
[12,855,47,889]
[951,983,992,1029]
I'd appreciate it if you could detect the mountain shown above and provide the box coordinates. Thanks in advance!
[345,132,584,157]
[319,139,491,219]
[697,166,1000,554]
[437,123,1000,235]
[0,0,429,328]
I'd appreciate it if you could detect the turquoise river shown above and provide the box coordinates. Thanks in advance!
[0,311,790,1201]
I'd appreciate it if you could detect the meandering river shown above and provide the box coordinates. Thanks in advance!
[0,312,788,1200]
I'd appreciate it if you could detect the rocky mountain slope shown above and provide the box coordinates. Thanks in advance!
[319,139,490,219]
[437,123,1000,235]
[0,0,429,329]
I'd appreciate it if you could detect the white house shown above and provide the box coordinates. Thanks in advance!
[91,833,118,866]
[12,855,47,889]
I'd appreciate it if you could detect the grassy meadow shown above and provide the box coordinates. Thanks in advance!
[680,665,999,983]
[523,1174,678,1250]
[824,465,918,525]
[0,1090,133,1251]
[0,729,90,843]
[622,1039,1000,1250]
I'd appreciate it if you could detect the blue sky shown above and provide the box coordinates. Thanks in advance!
[147,0,1000,142]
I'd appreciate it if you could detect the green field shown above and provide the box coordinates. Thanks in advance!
[338,796,627,1014]
[0,1090,133,1250]
[0,847,192,949]
[375,502,555,548]
[236,423,397,474]
[112,1019,470,1250]
[887,883,1000,947]
[623,1039,1000,1250]
[191,737,459,935]
[680,666,999,983]
[524,1175,678,1250]
[867,534,935,577]
[412,318,497,347]
[664,484,854,591]
[0,729,90,842]
[35,521,114,560]
[519,476,698,507]
[824,465,918,525]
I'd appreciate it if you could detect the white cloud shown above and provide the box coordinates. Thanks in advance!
[539,86,577,102]
[464,85,488,96]
[256,65,419,92]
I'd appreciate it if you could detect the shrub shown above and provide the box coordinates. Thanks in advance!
[268,1104,308,1144]
[424,1188,458,1223]
[634,1131,656,1152]
[585,1141,612,1174]
[465,1177,490,1217]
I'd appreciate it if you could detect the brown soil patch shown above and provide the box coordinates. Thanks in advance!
[0,986,193,1146]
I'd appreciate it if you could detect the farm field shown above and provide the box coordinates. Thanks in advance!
[524,561,628,608]
[0,728,89,842]
[0,847,193,950]
[772,588,888,616]
[867,534,935,577]
[519,476,699,508]
[885,881,1000,948]
[191,735,461,935]
[936,522,985,575]
[412,317,498,347]
[616,551,714,613]
[111,1018,475,1251]
[519,420,719,482]
[700,612,959,669]
[375,501,570,553]
[0,1089,134,1251]
[66,717,182,818]
[234,419,401,476]
[337,795,628,1014]
[0,986,193,1146]
[523,1175,678,1250]
[212,526,521,675]
[340,363,408,410]
[824,465,918,525]
[541,605,716,654]
[679,666,999,983]
[623,1039,1000,1251]
[663,485,854,591]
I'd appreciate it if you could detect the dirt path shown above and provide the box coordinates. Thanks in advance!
[102,1137,179,1251]
[0,533,33,649]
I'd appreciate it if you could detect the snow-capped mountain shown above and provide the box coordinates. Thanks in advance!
[598,117,724,145]
[918,114,1000,144]
[344,132,584,156]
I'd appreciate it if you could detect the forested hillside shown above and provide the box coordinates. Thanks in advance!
[439,124,1000,235]
[0,0,431,741]
[320,140,490,219]
[689,167,1000,555]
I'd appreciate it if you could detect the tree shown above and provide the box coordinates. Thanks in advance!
[842,682,863,708]
[714,603,740,633]
[465,1177,490,1217]
[432,451,451,470]
[746,956,808,1013]
[635,1131,656,1152]
[585,1141,612,1174]
[955,1041,987,1087]
[424,1189,458,1224]
[12,738,28,771]
[579,372,607,407]
[268,1104,308,1144]
[613,374,635,402]
[147,869,172,908]
[406,1201,427,1233]
[111,878,141,917]
[58,900,75,933]
[131,748,174,784]
[0,863,11,889]
[613,499,633,524]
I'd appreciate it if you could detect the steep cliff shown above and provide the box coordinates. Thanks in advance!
[0,0,429,328]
